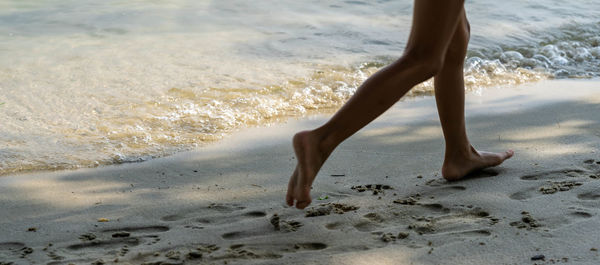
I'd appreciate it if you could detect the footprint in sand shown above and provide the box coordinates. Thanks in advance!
[363,212,385,223]
[424,179,471,188]
[420,203,451,213]
[305,203,359,217]
[221,230,262,240]
[166,204,273,242]
[520,168,587,181]
[210,210,275,240]
[352,205,494,250]
[516,206,595,230]
[392,193,453,213]
[405,207,494,238]
[583,159,600,172]
[577,189,600,201]
[216,244,283,260]
[352,200,492,243]
[59,224,171,263]
[196,210,267,225]
[66,237,141,251]
[353,221,381,232]
[569,211,594,218]
[522,159,600,181]
[388,192,492,242]
[0,242,33,260]
[210,242,327,261]
[103,226,167,247]
[160,203,247,222]
[351,184,393,195]
[509,161,600,201]
[447,229,492,237]
[124,243,221,264]
[510,180,584,201]
[508,187,537,200]
[429,186,467,198]
[0,242,25,251]
[353,213,386,232]
[101,225,170,234]
[164,205,269,241]
[222,215,303,240]
[325,221,345,230]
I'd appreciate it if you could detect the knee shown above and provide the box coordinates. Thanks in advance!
[446,21,470,62]
[401,47,445,77]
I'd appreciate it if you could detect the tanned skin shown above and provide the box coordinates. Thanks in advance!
[286,0,513,209]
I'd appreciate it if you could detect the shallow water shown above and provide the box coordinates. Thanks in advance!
[0,0,599,175]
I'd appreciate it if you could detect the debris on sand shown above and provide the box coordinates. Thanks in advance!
[317,195,329,200]
[196,244,219,253]
[270,214,280,230]
[269,213,303,232]
[305,206,331,217]
[380,233,397,242]
[510,212,541,229]
[332,203,359,213]
[539,181,582,194]
[531,254,545,261]
[408,221,435,234]
[20,247,33,258]
[397,232,410,239]
[351,184,393,195]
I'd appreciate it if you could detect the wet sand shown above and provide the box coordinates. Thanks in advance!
[1,79,599,265]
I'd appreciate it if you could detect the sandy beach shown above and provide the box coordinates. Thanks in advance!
[1,79,599,265]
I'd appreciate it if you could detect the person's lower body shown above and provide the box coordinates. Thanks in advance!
[286,0,513,209]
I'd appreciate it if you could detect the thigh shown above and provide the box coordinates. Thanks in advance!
[404,0,466,60]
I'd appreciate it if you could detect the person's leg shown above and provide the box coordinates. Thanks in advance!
[286,0,466,209]
[433,12,513,180]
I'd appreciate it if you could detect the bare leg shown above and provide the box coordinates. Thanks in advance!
[434,12,513,180]
[286,0,466,209]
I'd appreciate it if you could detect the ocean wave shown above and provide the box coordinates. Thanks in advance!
[1,22,599,176]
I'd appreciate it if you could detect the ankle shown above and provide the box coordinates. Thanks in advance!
[444,144,476,161]
[308,129,338,155]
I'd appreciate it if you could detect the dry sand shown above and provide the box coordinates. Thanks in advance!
[1,79,600,265]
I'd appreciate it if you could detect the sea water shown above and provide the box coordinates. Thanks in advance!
[0,0,599,175]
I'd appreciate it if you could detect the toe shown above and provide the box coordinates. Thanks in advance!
[286,194,294,206]
[285,182,295,206]
[503,150,514,160]
[286,168,298,206]
[296,200,311,210]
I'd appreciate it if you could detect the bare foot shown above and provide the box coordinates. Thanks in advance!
[286,131,331,209]
[442,146,514,181]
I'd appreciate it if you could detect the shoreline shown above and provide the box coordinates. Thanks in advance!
[1,79,599,264]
